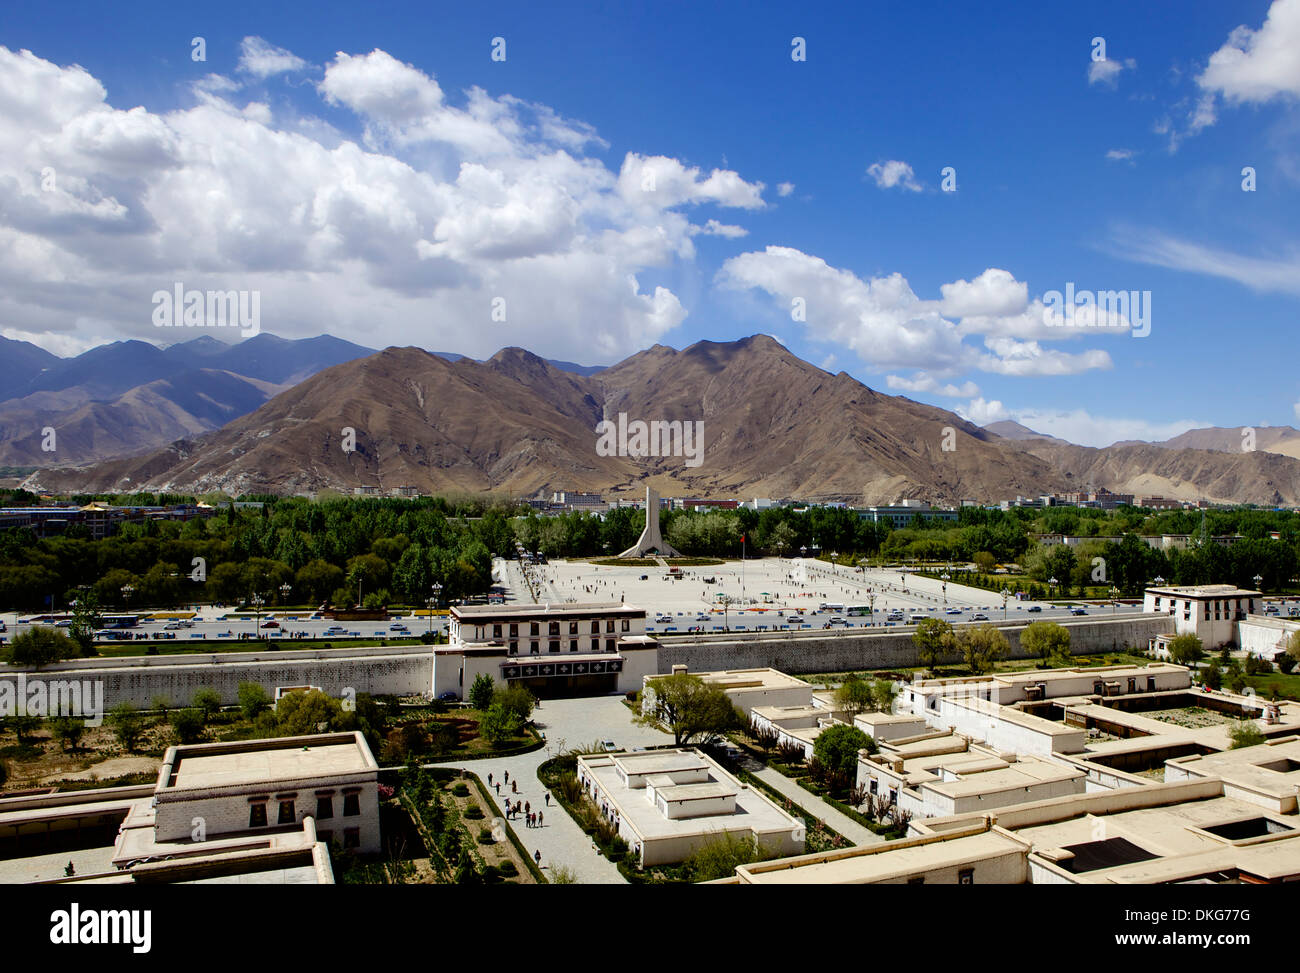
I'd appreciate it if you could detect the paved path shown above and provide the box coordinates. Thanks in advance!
[431,696,673,884]
[740,758,882,846]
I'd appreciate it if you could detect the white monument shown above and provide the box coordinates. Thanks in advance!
[619,487,681,558]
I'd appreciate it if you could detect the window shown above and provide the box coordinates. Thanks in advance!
[530,622,539,636]
[869,779,878,795]
[549,640,560,653]
[278,799,296,824]
[591,639,599,653]
[316,796,334,820]
[318,830,332,846]
[591,620,600,634]
[249,803,268,828]
[606,639,615,652]
[509,640,518,656]
[530,640,539,655]
[492,624,502,639]
[958,868,974,885]
[569,621,578,635]
[343,793,361,817]
[344,828,360,849]
[549,621,560,637]
[509,623,518,637]
[569,639,578,652]
[606,620,615,633]
[621,619,630,632]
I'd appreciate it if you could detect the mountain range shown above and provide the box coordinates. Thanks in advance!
[17,334,1300,506]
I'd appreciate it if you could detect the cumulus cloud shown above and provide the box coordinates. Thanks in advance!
[885,374,980,398]
[1088,57,1135,87]
[0,43,781,364]
[866,159,921,192]
[1105,148,1137,162]
[716,246,1117,377]
[958,400,1207,448]
[776,181,795,197]
[1199,0,1300,103]
[238,37,309,79]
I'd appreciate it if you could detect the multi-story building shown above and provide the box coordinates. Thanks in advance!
[858,501,959,527]
[435,602,659,698]
[1143,584,1261,651]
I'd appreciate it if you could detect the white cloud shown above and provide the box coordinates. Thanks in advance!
[885,374,980,398]
[776,181,795,197]
[866,159,921,192]
[1088,57,1136,87]
[694,219,748,239]
[1199,0,1300,103]
[1110,228,1300,296]
[939,268,1027,318]
[716,246,1115,377]
[1105,148,1137,162]
[0,43,782,365]
[958,400,1206,448]
[238,37,309,79]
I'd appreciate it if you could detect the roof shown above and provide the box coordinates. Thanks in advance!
[160,733,375,793]
[453,602,643,618]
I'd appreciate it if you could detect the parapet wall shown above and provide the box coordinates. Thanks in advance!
[0,644,433,709]
[656,615,1175,675]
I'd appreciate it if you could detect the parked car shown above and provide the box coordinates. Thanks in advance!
[602,740,618,752]
[437,691,459,702]
[261,620,280,629]
[1070,608,1088,616]
[1027,606,1043,613]
[971,613,989,621]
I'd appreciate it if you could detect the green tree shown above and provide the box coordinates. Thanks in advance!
[479,701,523,747]
[1168,634,1205,668]
[636,672,742,746]
[107,701,144,752]
[275,689,344,736]
[2,714,40,744]
[68,590,102,658]
[833,674,874,717]
[1228,720,1266,750]
[2,626,81,668]
[959,623,1010,675]
[683,831,762,881]
[50,716,86,751]
[912,618,956,674]
[973,551,997,573]
[171,707,206,744]
[1022,620,1071,668]
[468,673,495,710]
[812,723,876,779]
[871,678,898,714]
[192,688,222,722]
[236,682,273,721]
[1201,661,1223,691]
[492,684,535,721]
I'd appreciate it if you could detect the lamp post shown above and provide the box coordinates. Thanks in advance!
[868,591,876,627]
[429,583,443,639]
[1049,576,1058,603]
[120,584,134,611]
[1109,585,1120,616]
[251,592,264,640]
[279,582,292,605]
[1001,587,1011,621]
[941,571,950,607]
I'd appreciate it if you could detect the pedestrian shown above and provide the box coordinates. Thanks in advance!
[525,801,530,815]
[512,780,517,793]
[538,811,543,827]
[495,782,500,795]
[544,792,550,807]
[487,772,493,786]
[534,849,541,866]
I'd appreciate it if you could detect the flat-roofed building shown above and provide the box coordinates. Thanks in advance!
[1165,736,1300,814]
[644,666,813,719]
[728,777,1300,884]
[990,663,1190,704]
[437,602,657,698]
[576,748,804,867]
[1143,584,1261,650]
[750,702,852,760]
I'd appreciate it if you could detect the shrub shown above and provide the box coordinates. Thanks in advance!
[1229,721,1266,750]
[468,673,495,710]
[477,826,495,845]
[497,860,518,877]
[171,707,206,744]
[1279,655,1296,675]
[464,805,484,820]
[452,782,470,797]
[2,626,82,667]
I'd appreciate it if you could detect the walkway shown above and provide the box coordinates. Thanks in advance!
[740,757,883,846]
[431,695,674,884]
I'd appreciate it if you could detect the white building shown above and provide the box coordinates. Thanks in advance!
[575,748,805,867]
[436,602,658,698]
[1143,584,1261,650]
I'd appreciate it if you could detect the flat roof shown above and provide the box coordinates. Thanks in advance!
[692,668,810,692]
[1146,585,1260,598]
[922,761,1084,800]
[612,750,709,776]
[163,734,373,792]
[995,663,1186,686]
[1167,737,1300,799]
[454,602,643,618]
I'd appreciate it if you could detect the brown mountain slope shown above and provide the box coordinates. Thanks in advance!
[22,335,1300,505]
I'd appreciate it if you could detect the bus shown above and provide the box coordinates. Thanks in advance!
[100,614,140,629]
[847,605,872,616]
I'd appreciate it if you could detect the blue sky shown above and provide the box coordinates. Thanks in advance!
[1,0,1297,446]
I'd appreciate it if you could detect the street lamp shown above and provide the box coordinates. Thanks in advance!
[429,583,443,638]
[1254,573,1264,592]
[279,582,292,605]
[251,592,264,640]
[120,584,134,611]
[868,591,876,627]
[941,571,950,607]
[1049,576,1058,602]
[1001,587,1011,621]
[1109,585,1120,616]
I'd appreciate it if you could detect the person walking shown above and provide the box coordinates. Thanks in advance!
[534,849,541,867]
[495,781,500,795]
[538,811,543,828]
[524,801,530,816]
[487,773,493,786]
[544,792,550,807]
[512,781,517,794]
